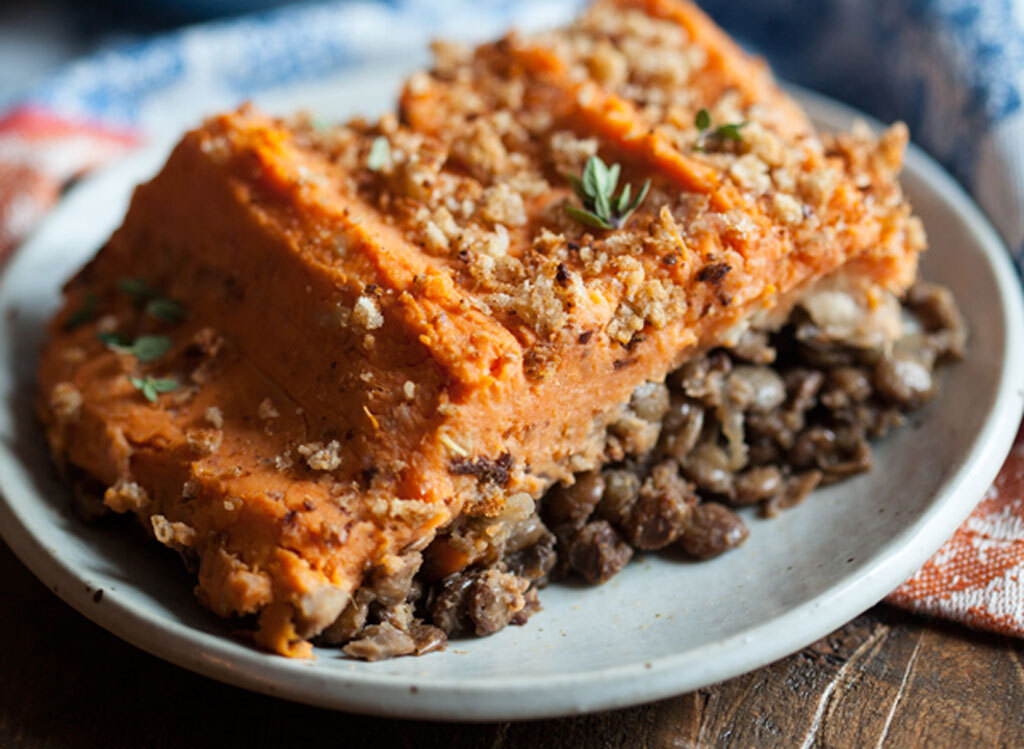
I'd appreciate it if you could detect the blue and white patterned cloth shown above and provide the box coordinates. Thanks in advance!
[16,0,1024,268]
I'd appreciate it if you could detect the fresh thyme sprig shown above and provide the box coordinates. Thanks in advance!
[129,376,179,403]
[116,278,185,322]
[115,278,153,302]
[98,332,172,363]
[144,297,185,322]
[694,108,748,152]
[565,155,651,231]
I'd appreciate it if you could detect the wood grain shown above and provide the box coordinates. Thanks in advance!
[1,540,1021,748]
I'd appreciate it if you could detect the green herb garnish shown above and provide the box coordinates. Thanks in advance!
[116,278,185,323]
[695,108,711,131]
[694,108,748,151]
[145,297,185,322]
[367,136,390,171]
[116,278,154,303]
[99,332,172,363]
[565,155,651,231]
[713,122,747,142]
[97,332,130,348]
[129,376,179,403]
[65,293,98,330]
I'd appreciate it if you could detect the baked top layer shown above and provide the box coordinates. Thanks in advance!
[37,0,924,656]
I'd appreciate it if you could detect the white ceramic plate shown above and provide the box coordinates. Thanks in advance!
[1,72,1022,720]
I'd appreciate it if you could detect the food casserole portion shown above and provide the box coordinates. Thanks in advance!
[37,0,962,659]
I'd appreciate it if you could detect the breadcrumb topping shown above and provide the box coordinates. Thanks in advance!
[151,514,196,550]
[204,406,224,428]
[352,295,384,331]
[104,479,149,513]
[186,428,223,455]
[297,440,342,471]
[284,0,918,392]
[49,382,82,424]
[258,398,280,420]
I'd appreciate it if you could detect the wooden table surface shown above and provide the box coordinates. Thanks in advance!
[3,540,1022,749]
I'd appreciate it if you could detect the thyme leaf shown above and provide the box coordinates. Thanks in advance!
[694,108,748,151]
[695,107,711,132]
[116,278,153,303]
[564,155,651,231]
[145,297,185,322]
[116,278,185,323]
[129,376,179,403]
[99,333,172,362]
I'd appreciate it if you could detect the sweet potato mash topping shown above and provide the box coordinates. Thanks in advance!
[38,0,925,656]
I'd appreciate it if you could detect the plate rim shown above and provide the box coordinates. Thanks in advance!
[1,85,1023,720]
